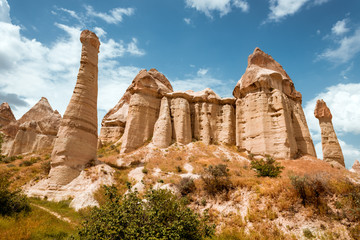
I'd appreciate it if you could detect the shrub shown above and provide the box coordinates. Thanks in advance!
[250,156,284,177]
[0,174,31,216]
[177,177,196,196]
[41,161,51,174]
[202,164,231,196]
[76,186,214,240]
[290,175,327,209]
[303,228,314,239]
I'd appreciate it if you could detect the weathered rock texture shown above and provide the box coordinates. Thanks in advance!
[101,48,315,159]
[48,29,100,186]
[120,69,173,153]
[9,97,61,156]
[233,48,316,159]
[0,98,61,156]
[0,102,16,128]
[350,160,360,174]
[314,99,345,166]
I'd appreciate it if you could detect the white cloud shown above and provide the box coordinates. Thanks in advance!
[304,83,360,135]
[184,18,191,24]
[304,83,360,168]
[94,27,106,38]
[197,68,209,76]
[185,0,249,18]
[85,5,134,24]
[58,7,82,22]
[233,0,249,12]
[267,0,329,22]
[0,3,145,123]
[127,38,145,56]
[331,18,350,36]
[0,0,10,23]
[318,28,360,64]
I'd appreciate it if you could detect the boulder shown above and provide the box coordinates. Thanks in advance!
[314,99,345,166]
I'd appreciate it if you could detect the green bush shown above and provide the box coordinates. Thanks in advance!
[177,177,196,196]
[76,186,214,240]
[250,156,284,177]
[0,174,31,216]
[202,164,231,196]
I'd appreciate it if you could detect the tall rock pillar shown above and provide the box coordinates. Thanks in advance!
[314,99,345,166]
[49,30,100,186]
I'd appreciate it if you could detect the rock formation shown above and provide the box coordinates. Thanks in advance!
[99,91,130,145]
[0,102,16,128]
[0,98,61,156]
[9,97,61,156]
[48,29,100,186]
[100,48,316,159]
[233,48,316,159]
[119,69,173,153]
[350,160,360,174]
[314,99,345,166]
[152,97,172,148]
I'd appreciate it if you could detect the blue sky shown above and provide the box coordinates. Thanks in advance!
[1,0,360,168]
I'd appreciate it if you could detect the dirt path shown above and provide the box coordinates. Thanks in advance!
[31,203,72,224]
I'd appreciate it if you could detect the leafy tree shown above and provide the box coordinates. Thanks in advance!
[76,186,214,240]
[250,156,284,178]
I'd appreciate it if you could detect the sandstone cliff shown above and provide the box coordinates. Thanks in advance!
[0,102,16,128]
[9,97,61,156]
[314,99,345,166]
[233,48,316,159]
[350,159,360,174]
[0,98,61,156]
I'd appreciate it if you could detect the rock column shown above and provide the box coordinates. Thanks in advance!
[314,99,345,166]
[48,30,100,186]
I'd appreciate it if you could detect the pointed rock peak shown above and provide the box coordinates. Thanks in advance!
[0,102,16,126]
[314,99,332,120]
[247,47,290,80]
[19,97,55,124]
[351,160,360,173]
[128,68,173,96]
[233,48,301,101]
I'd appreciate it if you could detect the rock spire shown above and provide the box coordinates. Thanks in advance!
[48,29,100,186]
[314,99,345,166]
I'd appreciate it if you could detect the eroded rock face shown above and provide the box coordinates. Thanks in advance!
[233,48,316,159]
[0,98,61,156]
[48,29,100,186]
[120,69,173,153]
[314,99,345,166]
[0,102,16,128]
[153,97,172,148]
[8,98,61,156]
[350,160,360,174]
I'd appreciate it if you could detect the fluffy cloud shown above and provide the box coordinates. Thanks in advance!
[267,0,329,22]
[0,0,9,23]
[332,18,350,36]
[304,83,360,168]
[318,28,360,64]
[0,1,144,123]
[85,5,134,24]
[185,0,249,18]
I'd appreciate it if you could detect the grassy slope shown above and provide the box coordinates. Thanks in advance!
[1,142,360,239]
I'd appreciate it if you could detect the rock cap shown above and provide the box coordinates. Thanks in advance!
[314,99,332,120]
